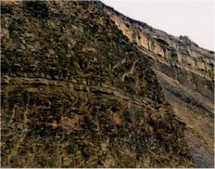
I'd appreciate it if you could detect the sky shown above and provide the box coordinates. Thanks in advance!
[102,0,215,51]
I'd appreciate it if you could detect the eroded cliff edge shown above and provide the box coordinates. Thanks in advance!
[105,7,214,82]
[105,5,214,167]
[1,1,195,167]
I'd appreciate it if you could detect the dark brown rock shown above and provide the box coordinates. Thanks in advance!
[1,1,206,168]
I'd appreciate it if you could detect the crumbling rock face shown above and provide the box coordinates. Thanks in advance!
[1,78,193,167]
[105,5,214,168]
[0,0,207,168]
[105,7,214,99]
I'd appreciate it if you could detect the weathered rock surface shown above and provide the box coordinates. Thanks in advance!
[105,5,214,168]
[1,0,213,168]
[106,7,214,81]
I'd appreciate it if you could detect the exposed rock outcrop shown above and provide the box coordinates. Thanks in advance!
[1,0,213,168]
[105,5,214,168]
[105,7,214,81]
[1,1,194,167]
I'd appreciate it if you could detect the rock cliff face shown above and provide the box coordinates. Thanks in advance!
[106,8,214,81]
[0,1,213,168]
[105,6,214,167]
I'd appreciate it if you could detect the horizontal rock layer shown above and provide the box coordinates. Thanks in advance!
[1,1,195,168]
